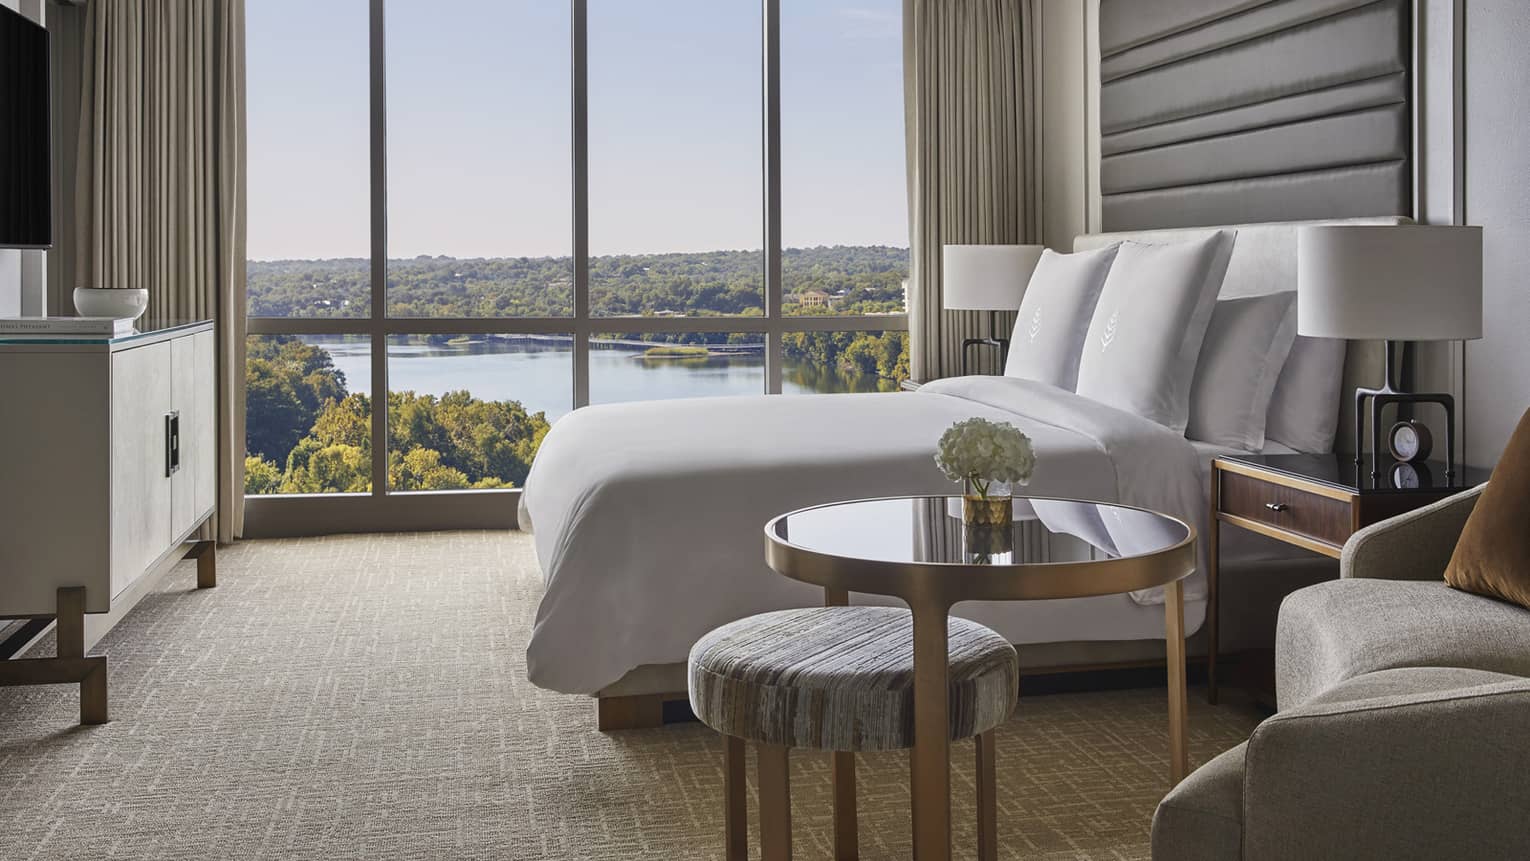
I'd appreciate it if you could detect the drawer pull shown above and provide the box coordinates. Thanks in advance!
[1265,502,1288,512]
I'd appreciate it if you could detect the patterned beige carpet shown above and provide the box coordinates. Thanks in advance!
[0,532,1261,860]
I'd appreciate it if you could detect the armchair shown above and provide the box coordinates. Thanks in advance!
[1153,484,1530,860]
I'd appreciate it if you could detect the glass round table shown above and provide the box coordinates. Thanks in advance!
[764,495,1197,861]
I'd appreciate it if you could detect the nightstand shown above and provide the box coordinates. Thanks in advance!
[1207,453,1489,704]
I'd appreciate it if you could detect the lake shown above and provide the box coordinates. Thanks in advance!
[303,335,895,421]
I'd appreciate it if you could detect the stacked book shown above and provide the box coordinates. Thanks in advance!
[0,317,137,338]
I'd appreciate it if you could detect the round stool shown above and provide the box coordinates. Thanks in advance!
[688,606,1019,860]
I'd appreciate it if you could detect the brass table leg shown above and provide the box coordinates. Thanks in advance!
[911,602,952,861]
[975,730,998,861]
[724,735,748,861]
[1165,579,1190,785]
[758,743,792,861]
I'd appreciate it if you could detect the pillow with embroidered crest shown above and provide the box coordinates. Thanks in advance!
[1074,231,1236,432]
[1002,245,1120,390]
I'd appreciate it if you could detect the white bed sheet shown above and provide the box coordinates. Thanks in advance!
[521,376,1212,695]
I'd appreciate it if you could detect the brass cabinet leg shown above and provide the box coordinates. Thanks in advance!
[56,586,87,659]
[185,540,217,589]
[80,658,109,725]
[0,588,112,726]
[832,751,857,859]
[724,736,748,861]
[911,603,953,861]
[1165,579,1190,785]
[758,743,792,861]
[975,731,998,861]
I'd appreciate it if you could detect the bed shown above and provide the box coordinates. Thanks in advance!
[519,219,1404,722]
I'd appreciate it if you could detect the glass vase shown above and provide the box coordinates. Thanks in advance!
[962,478,1012,526]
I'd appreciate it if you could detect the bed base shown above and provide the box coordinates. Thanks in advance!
[596,692,687,731]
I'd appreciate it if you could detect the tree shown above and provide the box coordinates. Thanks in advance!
[245,335,349,462]
[244,456,283,495]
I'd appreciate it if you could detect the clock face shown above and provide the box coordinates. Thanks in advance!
[1391,462,1421,489]
[1388,421,1432,463]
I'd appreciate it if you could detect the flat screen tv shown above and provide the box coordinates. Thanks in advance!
[0,5,50,249]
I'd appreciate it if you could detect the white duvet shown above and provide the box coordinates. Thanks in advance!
[521,376,1208,695]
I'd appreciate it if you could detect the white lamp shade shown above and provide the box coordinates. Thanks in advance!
[1297,225,1483,341]
[941,244,1045,311]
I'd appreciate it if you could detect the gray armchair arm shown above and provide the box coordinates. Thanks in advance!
[1241,670,1530,860]
[1340,484,1484,581]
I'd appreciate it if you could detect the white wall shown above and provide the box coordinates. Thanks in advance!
[1462,0,1530,464]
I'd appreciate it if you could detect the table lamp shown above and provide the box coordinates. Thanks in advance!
[1296,224,1483,477]
[942,244,1045,375]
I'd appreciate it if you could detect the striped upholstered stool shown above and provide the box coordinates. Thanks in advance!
[688,606,1019,860]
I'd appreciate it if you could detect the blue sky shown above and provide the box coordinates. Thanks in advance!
[246,0,906,261]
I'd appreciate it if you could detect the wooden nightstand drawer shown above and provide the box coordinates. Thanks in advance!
[1218,471,1352,549]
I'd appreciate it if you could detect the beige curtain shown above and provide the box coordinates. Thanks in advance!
[65,0,248,542]
[904,0,1040,381]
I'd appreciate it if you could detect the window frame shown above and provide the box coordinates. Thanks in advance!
[244,0,908,536]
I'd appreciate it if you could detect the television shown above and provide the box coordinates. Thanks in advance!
[0,5,50,249]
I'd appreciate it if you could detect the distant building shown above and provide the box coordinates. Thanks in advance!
[797,289,830,309]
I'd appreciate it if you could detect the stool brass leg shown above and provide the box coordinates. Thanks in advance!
[832,751,857,859]
[758,743,792,861]
[724,736,747,861]
[976,731,997,861]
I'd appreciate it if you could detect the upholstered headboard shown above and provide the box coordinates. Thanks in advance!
[1098,0,1412,232]
[1074,217,1410,454]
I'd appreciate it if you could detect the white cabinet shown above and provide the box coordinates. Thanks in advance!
[0,322,217,617]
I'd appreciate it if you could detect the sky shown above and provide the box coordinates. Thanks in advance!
[245,0,907,261]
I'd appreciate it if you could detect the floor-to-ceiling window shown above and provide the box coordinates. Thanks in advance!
[245,0,907,524]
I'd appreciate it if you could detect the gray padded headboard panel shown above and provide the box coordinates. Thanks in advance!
[1098,0,1412,231]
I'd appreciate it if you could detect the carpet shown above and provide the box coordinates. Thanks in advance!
[0,531,1261,859]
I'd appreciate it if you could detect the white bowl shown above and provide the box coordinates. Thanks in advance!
[73,287,149,321]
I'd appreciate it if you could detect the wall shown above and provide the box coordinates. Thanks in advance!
[1037,0,1090,248]
[1462,0,1530,464]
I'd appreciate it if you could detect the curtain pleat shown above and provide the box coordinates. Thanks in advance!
[68,0,248,542]
[904,0,1040,381]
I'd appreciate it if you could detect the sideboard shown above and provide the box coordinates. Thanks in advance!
[0,319,217,724]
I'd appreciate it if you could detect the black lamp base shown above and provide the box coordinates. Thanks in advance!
[1354,341,1456,478]
[960,310,1010,376]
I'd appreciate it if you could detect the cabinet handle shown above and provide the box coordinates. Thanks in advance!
[165,411,181,477]
[1265,502,1288,512]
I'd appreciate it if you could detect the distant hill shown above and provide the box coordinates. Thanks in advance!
[247,245,909,319]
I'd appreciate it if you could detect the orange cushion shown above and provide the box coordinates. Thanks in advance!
[1446,408,1530,610]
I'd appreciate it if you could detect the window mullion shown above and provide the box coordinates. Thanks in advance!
[571,0,591,408]
[368,0,389,496]
[763,0,783,395]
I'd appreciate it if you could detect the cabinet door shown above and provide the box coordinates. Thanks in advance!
[171,330,218,536]
[110,341,175,597]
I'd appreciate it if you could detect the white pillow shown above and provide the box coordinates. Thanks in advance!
[1187,292,1298,450]
[1074,230,1236,431]
[1265,336,1348,453]
[1003,245,1120,389]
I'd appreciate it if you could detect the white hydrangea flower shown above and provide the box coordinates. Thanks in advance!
[934,417,1036,497]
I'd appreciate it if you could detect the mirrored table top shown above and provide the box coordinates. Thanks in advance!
[767,496,1191,569]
